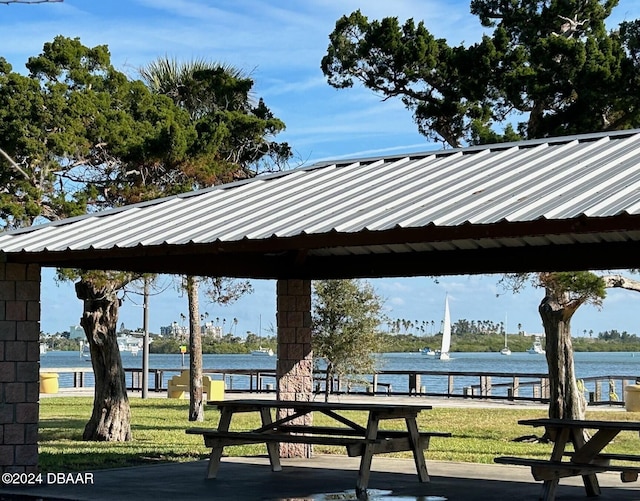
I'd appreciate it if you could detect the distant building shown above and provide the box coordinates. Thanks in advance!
[160,322,188,339]
[202,322,222,338]
[161,321,224,339]
[69,325,84,340]
[71,320,235,341]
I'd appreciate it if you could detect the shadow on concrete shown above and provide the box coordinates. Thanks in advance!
[1,456,640,501]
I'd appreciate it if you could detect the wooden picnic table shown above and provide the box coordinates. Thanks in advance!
[495,418,640,501]
[187,398,450,497]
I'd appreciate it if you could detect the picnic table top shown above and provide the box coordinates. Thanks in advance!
[205,398,433,413]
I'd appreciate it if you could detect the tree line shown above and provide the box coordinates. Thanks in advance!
[41,328,640,356]
[386,318,525,336]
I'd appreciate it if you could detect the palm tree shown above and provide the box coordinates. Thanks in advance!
[140,57,251,119]
[139,56,282,421]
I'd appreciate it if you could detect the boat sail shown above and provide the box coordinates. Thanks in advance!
[437,295,451,360]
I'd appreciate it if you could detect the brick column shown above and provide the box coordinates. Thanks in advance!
[276,279,312,458]
[0,263,41,473]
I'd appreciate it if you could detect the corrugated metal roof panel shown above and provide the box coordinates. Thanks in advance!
[2,129,640,254]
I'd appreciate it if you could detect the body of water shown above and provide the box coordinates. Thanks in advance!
[40,350,640,397]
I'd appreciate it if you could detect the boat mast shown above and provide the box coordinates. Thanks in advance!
[504,313,508,348]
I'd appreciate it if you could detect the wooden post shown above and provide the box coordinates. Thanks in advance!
[409,373,420,395]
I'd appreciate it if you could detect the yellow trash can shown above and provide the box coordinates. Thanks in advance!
[208,380,225,400]
[40,372,59,394]
[625,385,640,411]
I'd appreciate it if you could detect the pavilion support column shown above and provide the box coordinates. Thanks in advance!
[276,279,312,458]
[0,263,41,473]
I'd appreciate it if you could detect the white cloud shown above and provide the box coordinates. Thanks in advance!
[387,296,406,307]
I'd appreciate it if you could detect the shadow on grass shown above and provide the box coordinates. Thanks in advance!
[39,422,216,449]
[130,414,223,430]
[38,450,209,472]
[39,418,88,441]
[130,401,193,411]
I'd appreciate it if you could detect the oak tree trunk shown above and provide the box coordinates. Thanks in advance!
[76,280,132,441]
[187,275,204,422]
[539,294,586,421]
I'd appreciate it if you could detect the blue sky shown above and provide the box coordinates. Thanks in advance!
[2,0,640,338]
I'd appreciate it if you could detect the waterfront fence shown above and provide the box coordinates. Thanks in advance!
[41,366,635,406]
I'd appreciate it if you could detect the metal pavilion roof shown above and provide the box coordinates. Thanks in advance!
[2,129,640,279]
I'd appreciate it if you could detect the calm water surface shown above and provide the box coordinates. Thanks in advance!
[41,350,640,393]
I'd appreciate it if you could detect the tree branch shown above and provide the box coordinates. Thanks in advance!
[602,274,640,292]
[0,147,30,179]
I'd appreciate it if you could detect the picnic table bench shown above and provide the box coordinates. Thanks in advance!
[494,418,640,501]
[187,398,450,497]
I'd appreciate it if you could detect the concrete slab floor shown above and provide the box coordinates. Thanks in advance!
[2,455,640,501]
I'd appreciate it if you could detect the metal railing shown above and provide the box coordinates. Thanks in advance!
[42,366,637,406]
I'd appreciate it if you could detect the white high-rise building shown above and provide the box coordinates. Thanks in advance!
[69,325,85,340]
[160,322,188,338]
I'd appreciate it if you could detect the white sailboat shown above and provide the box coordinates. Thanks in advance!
[500,313,511,355]
[437,295,451,360]
[251,315,274,356]
[500,339,512,356]
[251,347,274,356]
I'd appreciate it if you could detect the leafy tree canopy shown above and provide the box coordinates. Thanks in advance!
[312,279,384,399]
[0,36,291,231]
[321,1,640,147]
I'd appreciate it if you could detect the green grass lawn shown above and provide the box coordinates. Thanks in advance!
[38,397,640,472]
